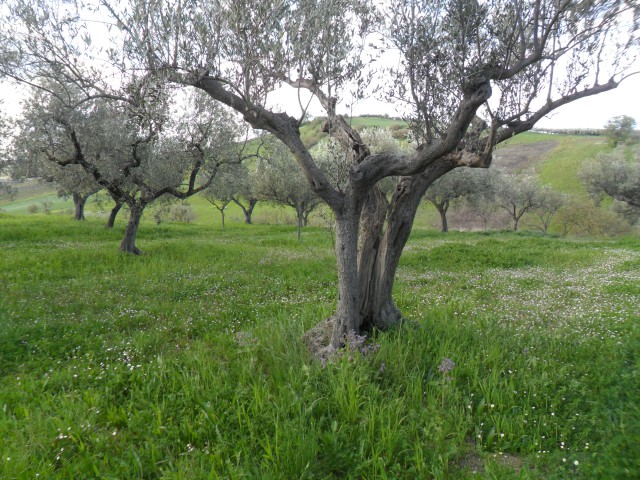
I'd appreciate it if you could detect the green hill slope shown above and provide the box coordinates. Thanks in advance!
[1,120,614,219]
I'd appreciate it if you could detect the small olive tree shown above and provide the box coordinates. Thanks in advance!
[202,164,240,229]
[579,147,640,219]
[604,116,637,147]
[255,140,321,240]
[495,172,545,231]
[424,168,479,232]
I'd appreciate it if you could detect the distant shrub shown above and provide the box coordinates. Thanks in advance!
[27,204,39,214]
[169,204,196,223]
[558,200,631,237]
[41,200,52,215]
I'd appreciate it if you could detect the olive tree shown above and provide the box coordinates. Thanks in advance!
[495,172,545,231]
[464,169,501,230]
[12,84,239,253]
[529,185,567,234]
[424,168,479,232]
[0,106,16,199]
[10,111,102,220]
[2,0,638,352]
[579,147,640,216]
[604,115,637,147]
[202,164,239,228]
[255,140,322,240]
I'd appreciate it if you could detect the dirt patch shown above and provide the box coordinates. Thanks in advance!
[455,440,525,475]
[492,140,560,171]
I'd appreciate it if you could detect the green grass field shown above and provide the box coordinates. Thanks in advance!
[1,215,638,478]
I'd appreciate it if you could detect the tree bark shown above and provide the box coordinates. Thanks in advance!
[233,197,257,224]
[72,193,88,220]
[296,206,303,241]
[357,160,457,333]
[106,201,123,228]
[437,201,449,232]
[330,210,362,350]
[120,203,145,255]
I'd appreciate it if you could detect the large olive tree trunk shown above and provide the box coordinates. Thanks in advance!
[120,203,145,255]
[311,159,458,354]
[356,161,456,332]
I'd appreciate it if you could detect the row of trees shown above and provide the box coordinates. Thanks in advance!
[7,84,241,254]
[426,150,640,236]
[1,0,638,352]
[205,142,640,237]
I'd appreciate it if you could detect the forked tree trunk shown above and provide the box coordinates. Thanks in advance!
[437,201,449,232]
[72,193,88,220]
[120,203,145,255]
[233,197,258,224]
[324,160,457,350]
[106,202,123,228]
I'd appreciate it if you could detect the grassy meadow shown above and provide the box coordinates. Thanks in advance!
[1,213,639,479]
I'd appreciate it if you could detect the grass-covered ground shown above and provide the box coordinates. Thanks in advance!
[1,215,638,478]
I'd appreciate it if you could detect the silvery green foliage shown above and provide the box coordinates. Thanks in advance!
[424,168,479,208]
[255,139,321,219]
[386,0,639,144]
[0,106,16,198]
[580,147,640,217]
[495,170,546,231]
[604,115,637,147]
[314,127,406,193]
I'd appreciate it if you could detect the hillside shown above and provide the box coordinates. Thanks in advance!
[299,115,408,148]
[0,117,612,219]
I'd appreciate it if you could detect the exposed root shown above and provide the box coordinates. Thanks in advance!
[302,317,336,360]
[302,317,381,363]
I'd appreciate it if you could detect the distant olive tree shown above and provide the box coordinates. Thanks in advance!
[424,168,479,232]
[464,169,501,230]
[0,106,16,199]
[230,163,259,225]
[496,172,545,231]
[579,147,640,219]
[604,116,637,147]
[10,145,101,220]
[529,185,567,234]
[255,141,321,240]
[202,164,239,229]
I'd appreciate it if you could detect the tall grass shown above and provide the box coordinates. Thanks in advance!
[1,216,638,478]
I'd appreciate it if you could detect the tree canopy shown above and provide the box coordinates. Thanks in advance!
[604,115,637,146]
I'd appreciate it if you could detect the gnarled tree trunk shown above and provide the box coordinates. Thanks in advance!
[120,203,145,255]
[308,159,459,353]
[233,197,257,224]
[106,201,123,228]
[72,193,89,220]
[357,160,456,333]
